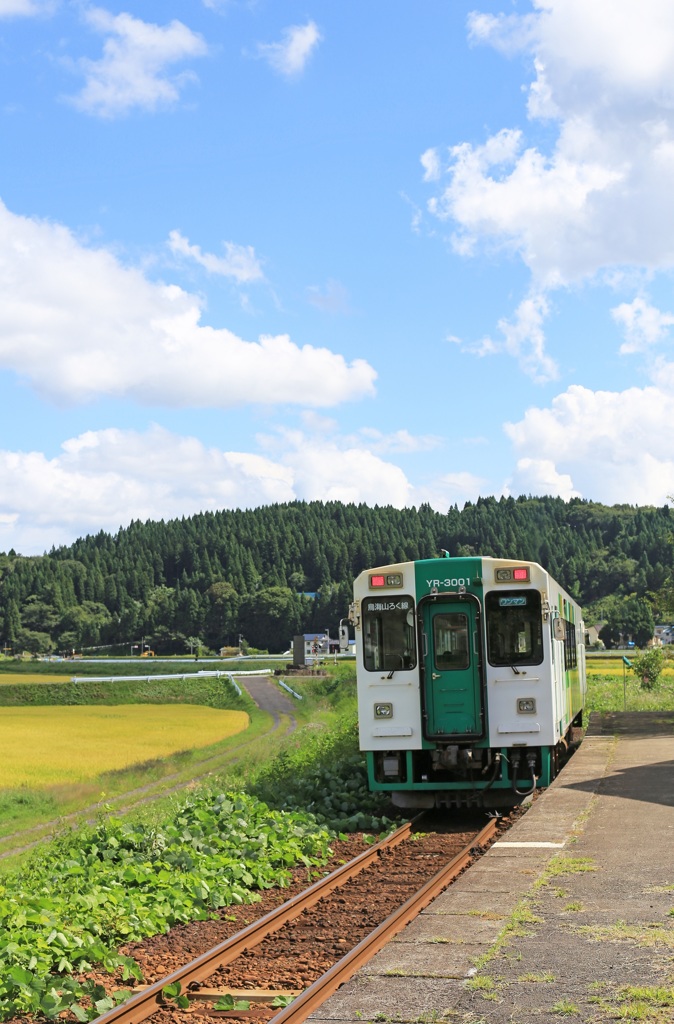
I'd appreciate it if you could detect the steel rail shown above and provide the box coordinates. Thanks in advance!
[94,819,417,1024]
[268,816,499,1024]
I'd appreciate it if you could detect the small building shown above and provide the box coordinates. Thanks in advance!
[585,622,606,649]
[654,624,674,645]
[303,632,330,658]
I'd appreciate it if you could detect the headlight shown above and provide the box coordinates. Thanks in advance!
[517,698,536,714]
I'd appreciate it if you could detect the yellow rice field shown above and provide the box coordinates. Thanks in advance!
[0,706,249,788]
[0,674,70,684]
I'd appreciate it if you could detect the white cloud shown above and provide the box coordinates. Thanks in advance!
[506,458,579,500]
[0,425,414,554]
[412,471,487,513]
[433,1,674,284]
[496,294,557,382]
[420,148,441,182]
[307,279,350,314]
[611,296,674,354]
[467,11,539,58]
[427,1,674,376]
[168,230,264,283]
[356,427,441,454]
[447,333,497,358]
[69,7,207,118]
[429,126,622,289]
[0,0,54,15]
[504,382,674,504]
[0,200,376,408]
[448,294,557,382]
[256,21,321,77]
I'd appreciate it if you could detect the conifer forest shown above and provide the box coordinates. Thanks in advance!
[1,497,672,655]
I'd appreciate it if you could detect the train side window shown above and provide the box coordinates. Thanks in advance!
[485,589,543,666]
[565,620,577,670]
[362,596,417,672]
[433,613,469,670]
[552,616,578,670]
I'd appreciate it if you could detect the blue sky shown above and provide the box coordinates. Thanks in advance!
[2,0,674,554]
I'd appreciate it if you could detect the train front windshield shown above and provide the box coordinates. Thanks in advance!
[362,596,416,672]
[486,590,543,666]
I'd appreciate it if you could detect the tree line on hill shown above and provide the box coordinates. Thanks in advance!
[0,496,672,656]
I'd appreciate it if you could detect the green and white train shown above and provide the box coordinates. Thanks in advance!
[351,554,586,808]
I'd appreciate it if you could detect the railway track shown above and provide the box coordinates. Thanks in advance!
[93,815,499,1024]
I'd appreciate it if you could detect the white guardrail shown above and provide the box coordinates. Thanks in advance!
[68,668,308,701]
[70,669,273,687]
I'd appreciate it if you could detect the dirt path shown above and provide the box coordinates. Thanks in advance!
[0,676,299,860]
[242,675,301,729]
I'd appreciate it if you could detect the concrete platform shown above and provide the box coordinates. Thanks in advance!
[308,712,674,1023]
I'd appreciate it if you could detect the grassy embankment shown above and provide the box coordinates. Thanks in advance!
[0,658,359,860]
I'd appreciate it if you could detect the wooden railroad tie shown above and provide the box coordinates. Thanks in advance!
[133,986,302,1003]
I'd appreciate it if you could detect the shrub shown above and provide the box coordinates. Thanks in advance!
[631,648,665,690]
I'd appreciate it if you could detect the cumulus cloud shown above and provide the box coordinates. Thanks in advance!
[428,125,622,289]
[0,200,376,407]
[611,296,674,354]
[256,21,321,77]
[453,0,674,282]
[506,458,579,500]
[168,230,264,283]
[427,1,674,376]
[0,425,414,554]
[69,7,207,118]
[504,382,674,504]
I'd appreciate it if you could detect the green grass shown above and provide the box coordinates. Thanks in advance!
[590,985,674,1022]
[551,999,579,1015]
[473,902,544,969]
[0,675,252,709]
[585,657,674,714]
[534,855,597,889]
[0,656,285,680]
[576,921,674,947]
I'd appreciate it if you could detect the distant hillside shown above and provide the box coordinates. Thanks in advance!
[1,497,672,654]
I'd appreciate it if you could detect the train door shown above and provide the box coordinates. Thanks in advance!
[421,598,484,739]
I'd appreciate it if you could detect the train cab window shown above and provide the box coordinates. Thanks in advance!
[433,613,469,670]
[486,590,543,667]
[362,596,416,672]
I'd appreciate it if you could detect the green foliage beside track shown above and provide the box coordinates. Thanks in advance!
[0,791,332,1021]
[248,710,394,832]
[0,664,385,1022]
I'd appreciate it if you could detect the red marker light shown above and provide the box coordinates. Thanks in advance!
[370,575,386,587]
[513,567,529,581]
